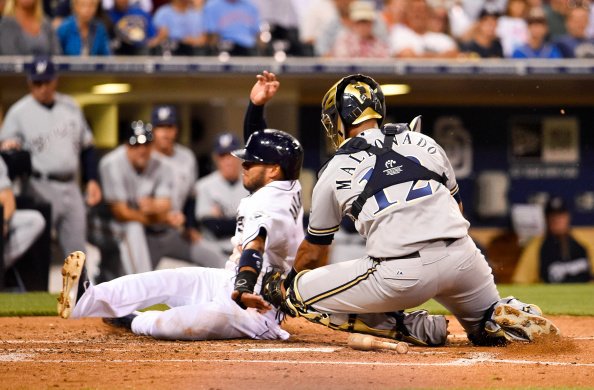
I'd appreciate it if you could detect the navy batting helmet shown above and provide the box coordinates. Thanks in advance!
[231,129,303,180]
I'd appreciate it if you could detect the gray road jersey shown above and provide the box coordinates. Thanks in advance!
[155,144,197,211]
[0,158,11,190]
[0,93,93,175]
[308,128,469,258]
[100,146,174,208]
[195,171,249,220]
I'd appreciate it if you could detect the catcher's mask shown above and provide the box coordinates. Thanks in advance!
[321,74,385,150]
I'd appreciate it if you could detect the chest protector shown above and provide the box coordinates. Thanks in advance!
[336,123,448,219]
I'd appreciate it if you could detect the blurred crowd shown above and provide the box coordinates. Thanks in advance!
[0,0,593,58]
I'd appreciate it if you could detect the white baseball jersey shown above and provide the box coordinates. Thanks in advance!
[308,128,469,258]
[154,144,197,212]
[99,146,174,209]
[0,93,93,175]
[226,180,304,288]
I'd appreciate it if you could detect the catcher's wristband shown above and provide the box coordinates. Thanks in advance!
[233,270,258,310]
[283,268,298,290]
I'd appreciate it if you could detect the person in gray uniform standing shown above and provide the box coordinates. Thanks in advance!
[99,121,224,275]
[195,132,248,256]
[0,56,102,260]
[0,157,46,269]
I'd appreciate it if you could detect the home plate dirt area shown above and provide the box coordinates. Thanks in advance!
[1,316,592,389]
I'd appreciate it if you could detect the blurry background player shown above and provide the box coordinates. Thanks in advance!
[513,196,593,283]
[0,157,45,270]
[0,56,102,262]
[195,132,248,256]
[99,120,225,275]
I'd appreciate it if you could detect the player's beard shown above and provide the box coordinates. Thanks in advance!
[243,168,267,193]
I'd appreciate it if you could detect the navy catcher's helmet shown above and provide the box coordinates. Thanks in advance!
[232,129,303,180]
[321,74,385,149]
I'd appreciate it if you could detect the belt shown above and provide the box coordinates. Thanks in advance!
[370,237,461,262]
[32,170,75,182]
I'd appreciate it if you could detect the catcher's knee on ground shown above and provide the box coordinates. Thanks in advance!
[268,272,448,346]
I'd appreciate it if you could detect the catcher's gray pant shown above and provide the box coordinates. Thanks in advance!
[71,267,289,340]
[4,210,46,268]
[26,178,87,257]
[112,221,227,274]
[296,235,500,338]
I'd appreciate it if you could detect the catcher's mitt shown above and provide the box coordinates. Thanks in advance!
[260,270,285,308]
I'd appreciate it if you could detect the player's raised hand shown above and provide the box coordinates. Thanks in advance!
[250,70,280,106]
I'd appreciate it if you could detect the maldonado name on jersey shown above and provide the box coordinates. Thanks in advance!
[335,132,437,190]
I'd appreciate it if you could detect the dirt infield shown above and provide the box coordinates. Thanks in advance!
[1,315,593,389]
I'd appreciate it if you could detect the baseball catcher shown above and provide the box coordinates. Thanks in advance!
[242,72,560,346]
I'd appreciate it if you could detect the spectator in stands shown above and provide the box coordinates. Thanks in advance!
[202,0,261,56]
[380,0,406,31]
[299,0,343,55]
[253,0,304,56]
[460,7,503,58]
[152,0,206,56]
[0,0,61,55]
[513,196,593,283]
[427,4,451,35]
[555,6,594,58]
[195,132,248,256]
[57,0,111,56]
[315,0,388,57]
[460,0,506,21]
[330,0,390,58]
[544,0,569,39]
[102,0,152,14]
[512,6,562,58]
[496,0,529,57]
[99,121,225,275]
[107,0,164,55]
[0,157,45,271]
[0,56,102,262]
[389,0,458,58]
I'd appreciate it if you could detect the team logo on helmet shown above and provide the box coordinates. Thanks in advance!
[321,74,385,150]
